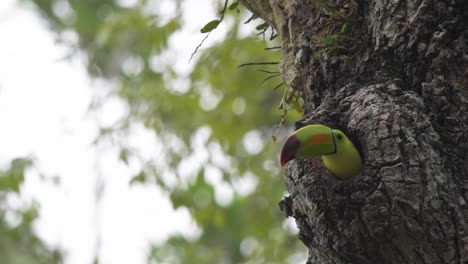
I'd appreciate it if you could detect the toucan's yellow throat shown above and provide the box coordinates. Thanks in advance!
[280,124,362,179]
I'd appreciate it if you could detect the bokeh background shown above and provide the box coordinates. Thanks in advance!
[0,0,306,263]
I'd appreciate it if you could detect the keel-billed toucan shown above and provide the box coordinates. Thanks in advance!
[280,124,362,179]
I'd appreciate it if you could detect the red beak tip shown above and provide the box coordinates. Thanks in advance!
[280,135,300,168]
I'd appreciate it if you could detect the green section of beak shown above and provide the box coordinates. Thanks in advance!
[294,124,336,159]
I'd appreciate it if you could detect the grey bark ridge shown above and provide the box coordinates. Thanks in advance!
[240,0,468,263]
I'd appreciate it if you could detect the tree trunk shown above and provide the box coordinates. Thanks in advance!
[240,0,468,263]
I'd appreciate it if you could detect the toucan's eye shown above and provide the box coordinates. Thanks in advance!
[336,133,343,140]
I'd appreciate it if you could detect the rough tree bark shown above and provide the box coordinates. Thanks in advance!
[240,0,468,263]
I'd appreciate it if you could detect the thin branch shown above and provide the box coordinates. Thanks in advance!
[272,110,287,143]
[244,14,256,24]
[237,62,279,68]
[270,29,278,40]
[189,32,211,63]
[258,69,280,74]
[261,74,282,85]
[272,81,285,90]
[257,26,269,40]
[265,46,281,50]
[219,0,229,21]
[189,0,229,63]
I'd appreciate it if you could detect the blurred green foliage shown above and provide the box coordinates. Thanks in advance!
[22,0,305,263]
[0,159,62,264]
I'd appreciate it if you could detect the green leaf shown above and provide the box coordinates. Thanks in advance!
[255,22,268,31]
[0,158,32,192]
[130,171,147,185]
[228,2,239,11]
[119,148,129,165]
[200,20,221,33]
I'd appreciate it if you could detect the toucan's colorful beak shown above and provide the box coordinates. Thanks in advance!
[280,125,336,167]
[280,135,301,167]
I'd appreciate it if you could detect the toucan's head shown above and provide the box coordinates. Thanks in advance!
[280,124,342,167]
[280,124,363,179]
